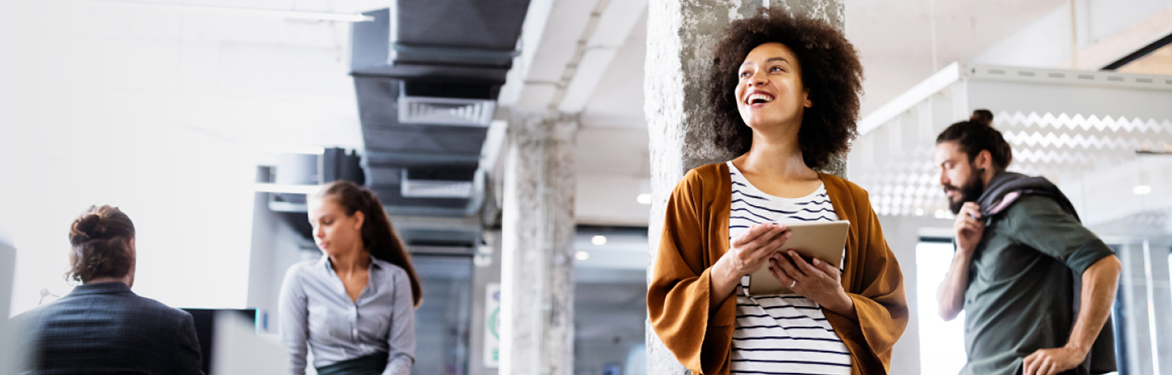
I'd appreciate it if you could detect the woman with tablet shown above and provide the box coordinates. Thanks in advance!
[279,181,422,375]
[647,8,907,375]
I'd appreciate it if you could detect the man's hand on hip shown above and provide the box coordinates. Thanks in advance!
[1022,345,1086,375]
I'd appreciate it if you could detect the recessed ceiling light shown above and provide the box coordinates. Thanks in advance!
[575,251,590,261]
[637,193,651,205]
[591,235,607,246]
[1134,185,1152,195]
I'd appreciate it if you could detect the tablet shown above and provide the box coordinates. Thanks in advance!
[746,220,850,296]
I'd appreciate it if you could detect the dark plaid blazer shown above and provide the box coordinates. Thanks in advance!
[17,282,204,375]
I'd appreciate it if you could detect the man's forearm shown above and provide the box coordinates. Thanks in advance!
[937,251,972,321]
[1066,255,1122,353]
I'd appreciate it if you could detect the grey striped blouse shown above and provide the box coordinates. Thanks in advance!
[279,255,415,375]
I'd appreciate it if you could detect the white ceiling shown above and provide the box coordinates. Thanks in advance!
[7,0,1168,227]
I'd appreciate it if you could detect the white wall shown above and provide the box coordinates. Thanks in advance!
[874,214,954,375]
[0,0,364,314]
[245,190,322,333]
[973,0,1172,69]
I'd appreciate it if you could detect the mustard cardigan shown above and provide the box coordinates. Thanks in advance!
[647,163,908,375]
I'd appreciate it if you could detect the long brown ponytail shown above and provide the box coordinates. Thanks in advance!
[315,181,423,307]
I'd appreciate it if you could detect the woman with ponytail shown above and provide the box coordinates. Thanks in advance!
[17,205,205,375]
[279,181,421,375]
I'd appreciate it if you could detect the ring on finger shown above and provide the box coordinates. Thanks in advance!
[789,280,796,288]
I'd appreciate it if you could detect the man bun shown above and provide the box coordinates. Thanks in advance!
[936,108,1013,171]
[66,206,136,283]
[970,109,994,127]
[71,214,107,242]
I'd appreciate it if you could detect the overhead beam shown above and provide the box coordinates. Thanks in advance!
[498,0,648,113]
[1076,3,1172,70]
[555,0,649,113]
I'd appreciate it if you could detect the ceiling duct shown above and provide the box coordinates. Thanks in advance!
[348,2,530,220]
[268,148,364,213]
[401,167,479,199]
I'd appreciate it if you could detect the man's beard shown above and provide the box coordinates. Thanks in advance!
[945,171,985,214]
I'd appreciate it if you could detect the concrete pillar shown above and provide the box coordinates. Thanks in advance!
[644,1,843,373]
[500,110,579,375]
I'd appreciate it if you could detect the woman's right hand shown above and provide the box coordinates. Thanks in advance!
[710,223,792,307]
[727,223,792,275]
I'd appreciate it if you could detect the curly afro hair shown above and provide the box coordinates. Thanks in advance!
[709,8,863,170]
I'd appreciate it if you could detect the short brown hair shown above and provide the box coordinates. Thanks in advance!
[67,205,135,283]
[709,8,863,169]
[315,181,423,307]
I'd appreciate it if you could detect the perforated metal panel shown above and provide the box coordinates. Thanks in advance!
[849,64,1172,225]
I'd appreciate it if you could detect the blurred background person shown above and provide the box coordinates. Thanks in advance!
[14,205,204,375]
[279,181,422,375]
[647,8,907,375]
[934,110,1120,375]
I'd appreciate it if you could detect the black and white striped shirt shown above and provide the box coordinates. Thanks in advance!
[727,161,851,375]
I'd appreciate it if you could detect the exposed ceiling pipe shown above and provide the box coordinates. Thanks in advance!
[86,0,375,22]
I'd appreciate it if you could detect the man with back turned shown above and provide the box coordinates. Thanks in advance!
[935,110,1120,375]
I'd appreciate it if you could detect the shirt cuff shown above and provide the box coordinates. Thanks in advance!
[382,354,413,375]
[1066,238,1115,276]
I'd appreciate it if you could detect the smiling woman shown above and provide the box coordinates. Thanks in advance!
[648,7,907,375]
[709,8,864,171]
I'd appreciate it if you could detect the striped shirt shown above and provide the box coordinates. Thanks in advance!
[279,255,415,375]
[727,161,851,375]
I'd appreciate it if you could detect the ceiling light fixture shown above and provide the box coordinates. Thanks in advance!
[575,251,590,261]
[591,235,607,246]
[90,1,375,22]
[1134,185,1152,195]
[637,193,651,205]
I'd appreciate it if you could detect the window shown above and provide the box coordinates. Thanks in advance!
[916,240,967,375]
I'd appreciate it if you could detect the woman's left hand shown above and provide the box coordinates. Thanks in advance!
[769,250,856,318]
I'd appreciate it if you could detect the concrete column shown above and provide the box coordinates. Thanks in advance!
[644,1,843,374]
[500,110,579,375]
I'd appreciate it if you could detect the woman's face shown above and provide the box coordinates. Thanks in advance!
[734,42,811,131]
[307,196,366,256]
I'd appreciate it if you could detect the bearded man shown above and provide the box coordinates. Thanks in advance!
[934,109,1120,375]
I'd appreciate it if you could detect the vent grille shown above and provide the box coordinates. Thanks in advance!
[400,170,474,198]
[398,96,495,127]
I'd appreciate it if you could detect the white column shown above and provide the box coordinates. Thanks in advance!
[644,1,844,373]
[500,110,579,375]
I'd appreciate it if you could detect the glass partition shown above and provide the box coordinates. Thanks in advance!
[413,255,473,375]
[915,240,967,375]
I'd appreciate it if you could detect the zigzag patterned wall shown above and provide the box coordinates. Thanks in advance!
[852,111,1172,218]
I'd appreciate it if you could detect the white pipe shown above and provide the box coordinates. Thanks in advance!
[87,0,375,22]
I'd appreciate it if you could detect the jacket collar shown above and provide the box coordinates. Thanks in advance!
[976,171,1079,220]
[68,281,133,296]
